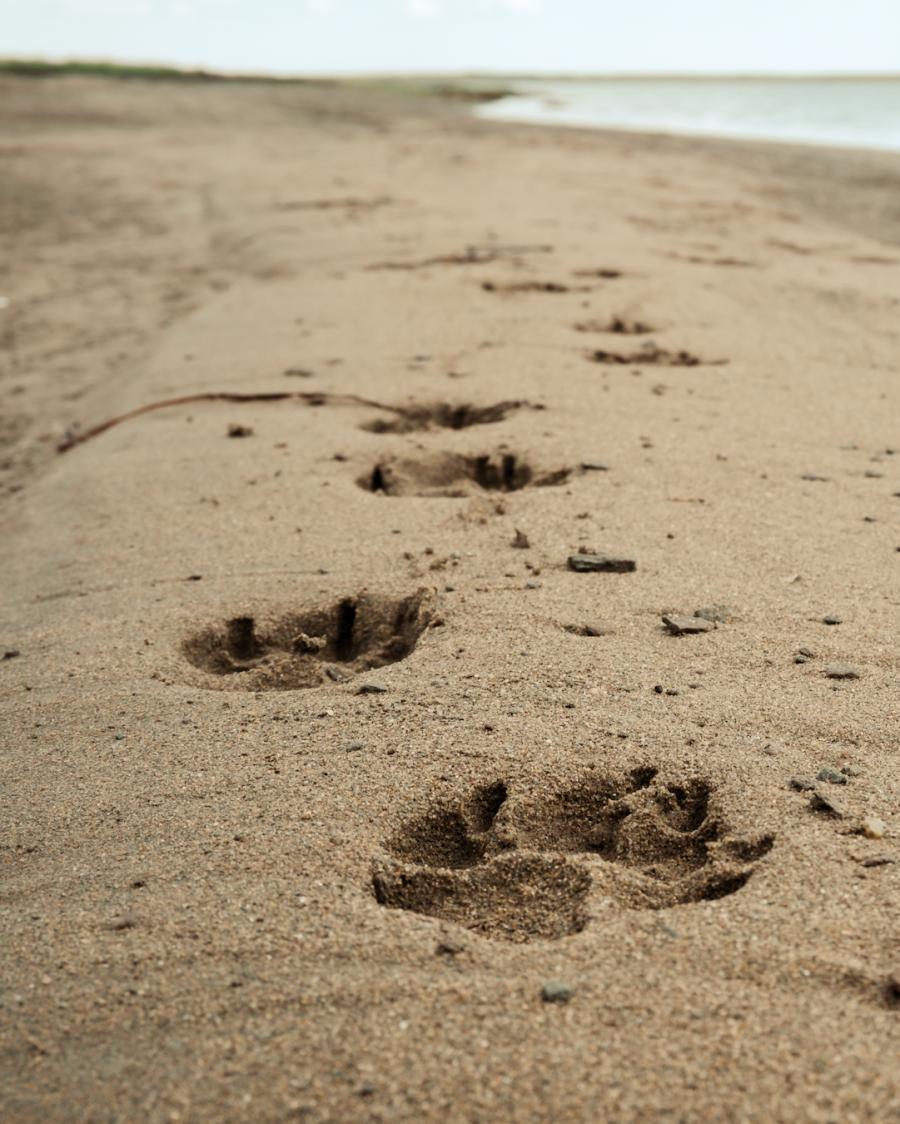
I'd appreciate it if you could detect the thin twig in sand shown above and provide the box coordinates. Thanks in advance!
[57,391,403,453]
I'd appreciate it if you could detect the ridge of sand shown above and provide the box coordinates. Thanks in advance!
[1,76,899,1123]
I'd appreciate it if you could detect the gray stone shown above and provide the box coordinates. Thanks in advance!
[662,615,715,636]
[568,552,636,573]
[541,981,574,1004]
[816,767,848,786]
[346,741,366,752]
[790,775,816,792]
[822,614,843,626]
[356,683,388,695]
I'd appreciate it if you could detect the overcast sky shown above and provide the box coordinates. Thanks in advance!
[5,0,900,76]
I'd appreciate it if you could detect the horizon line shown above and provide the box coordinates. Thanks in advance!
[2,56,900,82]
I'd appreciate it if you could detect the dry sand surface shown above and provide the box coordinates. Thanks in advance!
[2,75,900,1122]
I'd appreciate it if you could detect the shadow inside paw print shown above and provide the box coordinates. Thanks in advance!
[372,768,773,941]
[181,589,433,691]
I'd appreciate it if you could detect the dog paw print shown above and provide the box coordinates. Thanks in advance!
[181,589,434,691]
[372,767,773,941]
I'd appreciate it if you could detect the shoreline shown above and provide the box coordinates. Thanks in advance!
[478,102,900,157]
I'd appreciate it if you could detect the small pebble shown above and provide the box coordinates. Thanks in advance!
[227,423,254,438]
[816,767,848,786]
[568,552,636,573]
[822,614,843,625]
[861,816,886,840]
[662,615,714,636]
[356,683,388,695]
[541,981,574,1004]
[3,649,20,660]
[346,741,366,752]
[790,775,816,792]
[511,529,530,549]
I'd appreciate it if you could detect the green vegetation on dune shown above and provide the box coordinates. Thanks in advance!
[0,60,511,101]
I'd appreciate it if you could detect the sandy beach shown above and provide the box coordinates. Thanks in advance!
[1,74,899,1122]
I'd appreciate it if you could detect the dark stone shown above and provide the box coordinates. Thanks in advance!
[568,552,636,573]
[816,767,848,786]
[541,981,574,1004]
[790,776,816,791]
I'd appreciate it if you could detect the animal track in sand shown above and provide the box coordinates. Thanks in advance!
[181,589,433,690]
[372,769,774,941]
[575,316,654,335]
[481,280,591,294]
[359,451,575,497]
[360,400,526,435]
[588,342,726,367]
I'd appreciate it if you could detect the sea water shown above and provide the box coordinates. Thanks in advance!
[476,78,900,152]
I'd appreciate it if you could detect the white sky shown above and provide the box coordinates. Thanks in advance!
[4,0,900,75]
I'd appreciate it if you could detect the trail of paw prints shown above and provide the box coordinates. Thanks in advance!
[181,589,434,691]
[372,768,774,942]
